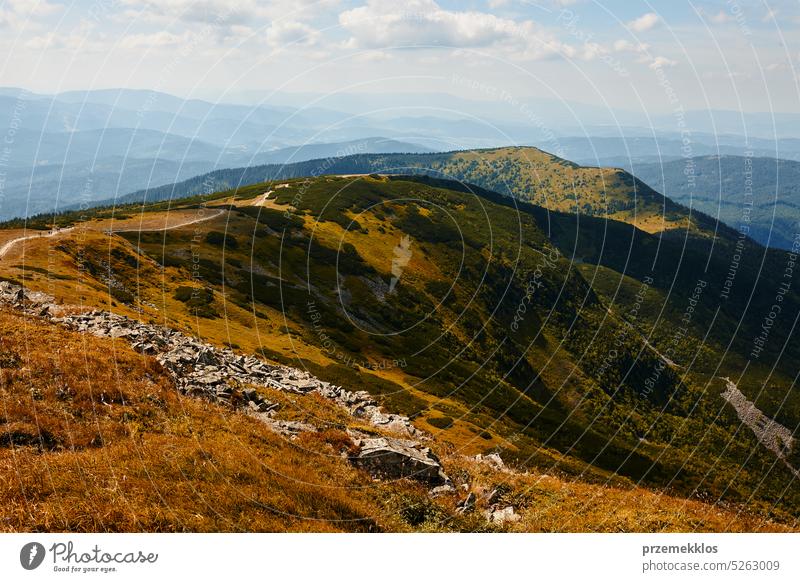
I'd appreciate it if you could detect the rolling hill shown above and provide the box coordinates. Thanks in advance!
[115,146,729,241]
[1,297,775,532]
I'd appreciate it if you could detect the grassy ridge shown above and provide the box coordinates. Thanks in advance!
[114,147,724,237]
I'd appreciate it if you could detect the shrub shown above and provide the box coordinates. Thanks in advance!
[173,286,219,319]
[427,416,454,430]
[205,231,239,250]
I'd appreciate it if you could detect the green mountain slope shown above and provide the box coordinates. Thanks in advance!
[14,172,800,522]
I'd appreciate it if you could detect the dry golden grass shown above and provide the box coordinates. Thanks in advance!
[0,228,28,247]
[0,309,405,532]
[441,457,794,533]
[451,147,700,236]
[0,217,500,453]
[103,207,227,232]
[0,308,792,532]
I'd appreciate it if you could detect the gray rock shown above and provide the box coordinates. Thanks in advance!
[473,453,507,471]
[485,488,503,506]
[352,436,448,485]
[0,280,436,485]
[258,401,279,414]
[263,419,315,437]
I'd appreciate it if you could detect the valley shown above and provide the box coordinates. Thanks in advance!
[0,253,788,533]
[629,155,800,250]
[3,3,800,576]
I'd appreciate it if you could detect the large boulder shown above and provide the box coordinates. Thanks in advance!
[351,436,448,485]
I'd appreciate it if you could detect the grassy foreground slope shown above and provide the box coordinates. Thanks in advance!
[2,173,800,528]
[0,308,389,532]
[1,308,783,532]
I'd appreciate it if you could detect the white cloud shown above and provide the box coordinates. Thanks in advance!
[579,42,605,60]
[6,0,61,17]
[0,0,61,28]
[121,0,268,26]
[648,55,677,69]
[265,21,318,48]
[115,1,333,47]
[707,10,732,24]
[353,50,392,62]
[612,39,649,53]
[578,37,653,65]
[122,0,336,27]
[340,0,517,48]
[339,0,573,61]
[25,26,105,53]
[24,33,55,50]
[627,12,660,32]
[766,62,788,72]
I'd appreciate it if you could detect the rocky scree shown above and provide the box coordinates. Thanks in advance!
[0,281,451,489]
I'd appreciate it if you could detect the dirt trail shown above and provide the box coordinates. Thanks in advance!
[246,183,293,207]
[0,227,75,259]
[248,191,273,207]
[110,208,226,233]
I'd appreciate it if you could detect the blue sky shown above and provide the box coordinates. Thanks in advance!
[0,0,797,115]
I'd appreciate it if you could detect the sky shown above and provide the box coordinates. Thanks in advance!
[0,0,798,117]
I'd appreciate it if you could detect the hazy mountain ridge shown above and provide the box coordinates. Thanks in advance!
[4,87,800,226]
[0,127,431,220]
[0,87,439,220]
[629,155,800,249]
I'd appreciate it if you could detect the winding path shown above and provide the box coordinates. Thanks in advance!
[0,208,226,260]
[0,227,75,259]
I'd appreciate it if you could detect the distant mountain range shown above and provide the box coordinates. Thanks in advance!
[4,86,800,238]
[0,130,431,220]
[562,135,800,167]
[0,87,439,219]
